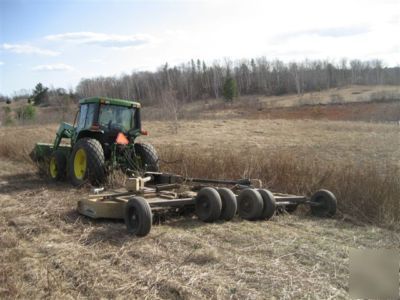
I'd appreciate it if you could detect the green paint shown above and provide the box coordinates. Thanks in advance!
[31,97,145,171]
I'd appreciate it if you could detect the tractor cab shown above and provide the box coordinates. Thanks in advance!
[74,97,143,146]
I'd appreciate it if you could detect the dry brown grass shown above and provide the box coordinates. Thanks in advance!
[1,161,399,299]
[159,146,400,226]
[0,117,399,298]
[0,118,399,226]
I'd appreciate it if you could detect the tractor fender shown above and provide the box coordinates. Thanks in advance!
[75,130,104,144]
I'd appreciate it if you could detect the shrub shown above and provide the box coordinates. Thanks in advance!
[15,104,36,122]
[2,107,13,125]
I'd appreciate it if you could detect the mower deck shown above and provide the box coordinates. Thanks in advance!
[77,172,337,237]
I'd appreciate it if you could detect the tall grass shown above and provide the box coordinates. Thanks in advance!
[0,125,398,227]
[159,147,400,227]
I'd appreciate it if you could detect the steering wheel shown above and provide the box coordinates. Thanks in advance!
[108,121,125,132]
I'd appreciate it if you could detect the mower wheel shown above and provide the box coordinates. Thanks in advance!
[69,138,106,186]
[310,189,337,217]
[49,150,67,181]
[195,187,222,222]
[237,189,264,220]
[134,143,159,172]
[124,196,152,236]
[217,188,237,221]
[257,189,276,220]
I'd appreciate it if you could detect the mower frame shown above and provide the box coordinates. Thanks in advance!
[77,172,337,237]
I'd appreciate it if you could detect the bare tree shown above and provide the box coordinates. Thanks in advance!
[74,57,399,106]
[161,89,180,134]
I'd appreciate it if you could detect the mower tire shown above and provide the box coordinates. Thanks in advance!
[310,189,337,217]
[124,196,152,236]
[217,188,237,221]
[237,188,264,220]
[257,189,276,220]
[69,138,106,186]
[195,187,222,222]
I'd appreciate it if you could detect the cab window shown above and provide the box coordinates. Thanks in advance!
[77,104,87,130]
[99,104,134,132]
[86,103,96,127]
[77,103,97,130]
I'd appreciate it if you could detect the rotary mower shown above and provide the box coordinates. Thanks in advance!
[78,172,337,237]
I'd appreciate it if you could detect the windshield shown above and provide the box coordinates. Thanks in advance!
[99,104,135,132]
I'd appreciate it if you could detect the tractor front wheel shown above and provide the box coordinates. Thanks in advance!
[69,138,106,186]
[49,150,67,181]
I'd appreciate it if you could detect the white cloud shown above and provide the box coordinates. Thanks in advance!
[1,43,60,56]
[32,63,74,72]
[45,32,155,48]
[0,61,4,66]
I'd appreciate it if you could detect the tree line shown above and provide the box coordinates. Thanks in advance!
[76,58,400,105]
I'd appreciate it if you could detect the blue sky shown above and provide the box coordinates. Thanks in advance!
[1,0,399,95]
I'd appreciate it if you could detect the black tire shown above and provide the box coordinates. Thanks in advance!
[134,143,159,172]
[217,188,237,221]
[69,138,106,187]
[257,189,276,220]
[237,189,264,220]
[124,196,152,236]
[310,189,337,217]
[195,187,222,222]
[49,150,67,181]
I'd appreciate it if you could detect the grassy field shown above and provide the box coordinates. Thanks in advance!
[143,85,400,122]
[0,89,399,298]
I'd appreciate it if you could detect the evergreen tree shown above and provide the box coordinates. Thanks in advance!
[30,83,49,105]
[223,76,237,102]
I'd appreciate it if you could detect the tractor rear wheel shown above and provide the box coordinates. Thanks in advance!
[69,138,106,186]
[49,150,67,181]
[134,143,159,172]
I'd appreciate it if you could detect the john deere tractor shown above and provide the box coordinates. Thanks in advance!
[31,97,159,186]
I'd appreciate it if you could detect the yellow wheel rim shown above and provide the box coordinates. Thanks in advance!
[49,157,57,178]
[74,148,87,180]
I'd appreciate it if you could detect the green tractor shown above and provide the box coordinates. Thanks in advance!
[31,97,159,186]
